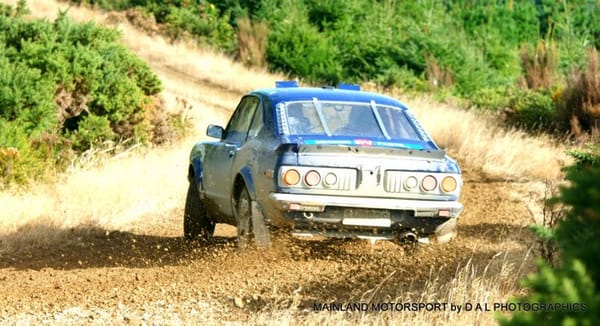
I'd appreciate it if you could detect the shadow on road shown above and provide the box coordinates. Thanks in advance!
[0,222,236,271]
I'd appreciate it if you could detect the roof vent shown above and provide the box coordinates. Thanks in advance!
[275,80,298,88]
[338,83,361,91]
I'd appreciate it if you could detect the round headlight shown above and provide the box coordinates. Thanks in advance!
[421,175,437,192]
[304,170,321,187]
[441,176,457,193]
[404,176,418,190]
[283,169,300,186]
[324,172,337,186]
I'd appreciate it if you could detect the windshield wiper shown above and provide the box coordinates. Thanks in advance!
[312,97,331,136]
[370,100,391,140]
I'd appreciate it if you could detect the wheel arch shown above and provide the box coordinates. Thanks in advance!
[233,165,257,201]
[188,157,203,189]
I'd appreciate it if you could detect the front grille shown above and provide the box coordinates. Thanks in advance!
[384,170,404,193]
[331,170,356,191]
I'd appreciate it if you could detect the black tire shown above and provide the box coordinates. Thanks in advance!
[235,185,271,250]
[184,181,215,241]
[235,186,252,250]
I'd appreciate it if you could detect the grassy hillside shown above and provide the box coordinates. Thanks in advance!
[68,0,600,136]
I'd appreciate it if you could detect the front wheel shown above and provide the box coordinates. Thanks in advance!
[184,181,215,241]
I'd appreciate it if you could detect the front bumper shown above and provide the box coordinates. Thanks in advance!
[268,193,463,243]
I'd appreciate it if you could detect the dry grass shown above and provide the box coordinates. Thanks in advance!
[237,16,269,67]
[0,142,188,250]
[520,41,557,90]
[562,47,600,137]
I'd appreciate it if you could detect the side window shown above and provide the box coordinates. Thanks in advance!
[225,96,259,143]
[248,100,264,139]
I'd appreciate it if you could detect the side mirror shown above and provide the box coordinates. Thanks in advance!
[206,124,224,139]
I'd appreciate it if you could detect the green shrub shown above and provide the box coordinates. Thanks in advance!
[69,0,237,52]
[266,13,343,85]
[499,149,600,325]
[504,89,557,132]
[0,3,171,187]
[468,86,513,111]
[67,115,113,152]
[565,143,600,172]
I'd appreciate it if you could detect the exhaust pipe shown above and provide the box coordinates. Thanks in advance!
[397,231,418,243]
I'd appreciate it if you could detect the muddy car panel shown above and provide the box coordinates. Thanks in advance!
[188,83,463,243]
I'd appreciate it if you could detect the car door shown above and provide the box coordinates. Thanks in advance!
[202,96,260,218]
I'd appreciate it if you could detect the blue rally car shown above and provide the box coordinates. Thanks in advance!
[185,82,463,247]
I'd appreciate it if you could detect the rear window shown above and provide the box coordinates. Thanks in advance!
[280,100,423,141]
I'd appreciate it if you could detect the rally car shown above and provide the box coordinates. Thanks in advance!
[184,81,463,247]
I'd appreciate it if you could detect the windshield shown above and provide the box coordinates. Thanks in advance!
[281,100,423,141]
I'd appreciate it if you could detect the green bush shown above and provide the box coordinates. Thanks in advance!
[505,89,557,132]
[565,143,600,172]
[266,10,343,85]
[468,86,513,111]
[499,149,600,325]
[0,4,167,187]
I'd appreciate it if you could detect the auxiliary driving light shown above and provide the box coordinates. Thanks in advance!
[404,176,418,190]
[441,176,457,193]
[304,170,321,186]
[323,172,337,186]
[283,169,300,186]
[421,175,437,192]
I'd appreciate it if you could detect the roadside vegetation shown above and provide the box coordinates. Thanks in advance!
[68,0,600,138]
[0,1,187,188]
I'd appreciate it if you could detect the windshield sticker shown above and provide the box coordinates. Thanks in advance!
[303,139,424,150]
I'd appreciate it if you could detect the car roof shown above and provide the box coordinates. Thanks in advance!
[251,87,409,109]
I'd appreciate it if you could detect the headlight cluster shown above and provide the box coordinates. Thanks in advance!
[282,169,339,187]
[403,174,458,193]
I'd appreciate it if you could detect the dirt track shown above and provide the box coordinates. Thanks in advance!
[0,168,539,323]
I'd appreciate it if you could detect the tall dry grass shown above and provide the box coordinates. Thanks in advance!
[520,41,557,90]
[562,47,600,137]
[0,143,187,251]
[236,16,269,68]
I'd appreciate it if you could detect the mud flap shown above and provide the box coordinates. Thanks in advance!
[429,217,458,244]
[251,201,271,246]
